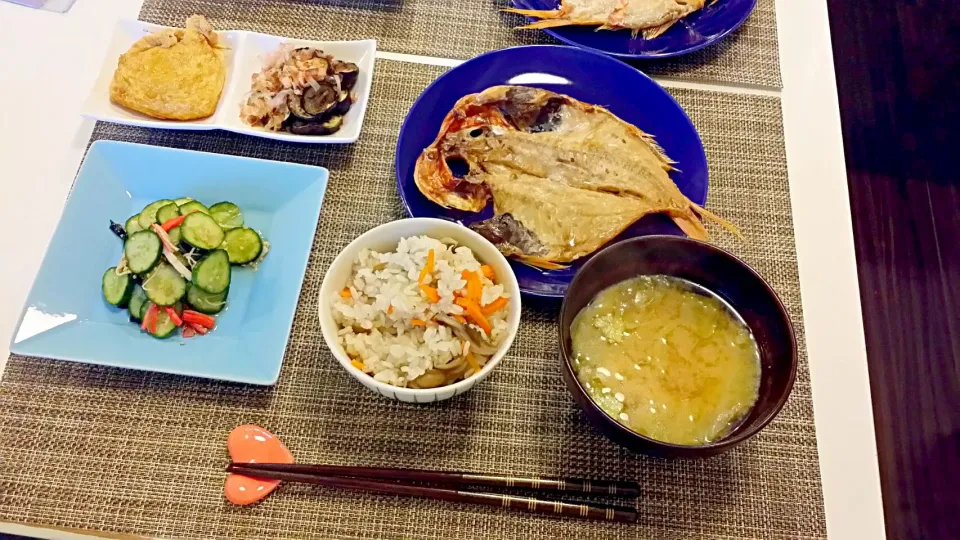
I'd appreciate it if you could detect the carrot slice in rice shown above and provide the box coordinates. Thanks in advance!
[461,270,483,302]
[418,249,435,285]
[417,249,440,302]
[453,314,467,324]
[387,305,394,314]
[480,296,509,316]
[480,265,496,281]
[419,284,440,303]
[411,319,428,327]
[455,297,491,335]
[351,360,366,371]
[340,288,352,298]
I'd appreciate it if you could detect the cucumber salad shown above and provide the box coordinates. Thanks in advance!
[101,197,268,339]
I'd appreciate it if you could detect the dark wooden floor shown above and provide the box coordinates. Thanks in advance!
[825,1,960,539]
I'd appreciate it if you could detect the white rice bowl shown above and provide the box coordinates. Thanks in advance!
[319,219,521,402]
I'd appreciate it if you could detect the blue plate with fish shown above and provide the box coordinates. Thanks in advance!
[9,141,328,384]
[395,45,707,298]
[509,0,758,59]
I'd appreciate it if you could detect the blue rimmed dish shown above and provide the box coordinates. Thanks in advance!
[510,0,758,59]
[395,45,707,297]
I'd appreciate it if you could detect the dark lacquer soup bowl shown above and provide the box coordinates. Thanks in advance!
[559,236,797,458]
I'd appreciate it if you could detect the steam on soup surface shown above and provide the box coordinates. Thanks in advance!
[571,275,761,446]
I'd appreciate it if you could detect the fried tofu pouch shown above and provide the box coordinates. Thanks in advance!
[109,15,225,121]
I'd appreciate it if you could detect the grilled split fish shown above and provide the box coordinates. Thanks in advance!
[506,0,706,39]
[414,86,733,267]
[110,15,225,120]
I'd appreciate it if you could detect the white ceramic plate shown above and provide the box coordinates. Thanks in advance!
[81,20,376,144]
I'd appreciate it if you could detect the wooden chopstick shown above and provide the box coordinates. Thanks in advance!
[227,463,638,522]
[228,462,639,497]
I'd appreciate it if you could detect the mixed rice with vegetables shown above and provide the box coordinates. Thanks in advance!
[332,236,511,389]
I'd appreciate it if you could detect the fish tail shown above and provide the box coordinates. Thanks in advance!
[503,8,563,19]
[690,203,745,240]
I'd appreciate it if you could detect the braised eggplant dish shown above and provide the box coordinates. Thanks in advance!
[240,45,360,136]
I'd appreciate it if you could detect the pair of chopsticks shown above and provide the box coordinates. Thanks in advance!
[227,462,639,522]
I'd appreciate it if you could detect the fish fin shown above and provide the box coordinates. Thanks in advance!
[515,19,581,30]
[502,8,562,19]
[642,19,679,39]
[691,203,745,240]
[633,129,678,170]
[672,212,709,241]
[514,255,570,271]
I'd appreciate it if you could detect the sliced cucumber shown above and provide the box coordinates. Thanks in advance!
[174,197,194,206]
[125,215,144,235]
[156,203,180,225]
[137,199,174,230]
[186,283,228,314]
[102,267,134,307]
[167,225,182,246]
[209,202,244,230]
[223,227,263,265]
[124,230,162,274]
[192,249,231,294]
[142,301,182,338]
[179,200,210,216]
[181,212,225,250]
[128,284,147,321]
[142,263,187,306]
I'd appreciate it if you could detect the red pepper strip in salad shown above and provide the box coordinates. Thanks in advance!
[182,326,196,338]
[183,310,216,329]
[160,209,196,232]
[189,322,209,335]
[148,306,158,334]
[161,214,186,232]
[141,304,158,333]
[165,307,183,327]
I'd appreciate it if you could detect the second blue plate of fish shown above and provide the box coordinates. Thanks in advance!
[395,45,709,297]
[508,0,758,59]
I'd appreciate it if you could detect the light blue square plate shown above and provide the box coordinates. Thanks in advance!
[9,141,328,385]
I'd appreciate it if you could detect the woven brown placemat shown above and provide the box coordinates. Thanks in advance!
[0,60,822,538]
[138,0,781,88]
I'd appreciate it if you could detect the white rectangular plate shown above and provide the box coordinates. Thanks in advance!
[81,20,377,144]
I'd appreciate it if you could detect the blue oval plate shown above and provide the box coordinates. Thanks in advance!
[511,0,758,59]
[395,45,707,297]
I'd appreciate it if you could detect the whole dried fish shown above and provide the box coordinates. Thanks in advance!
[414,86,735,268]
[506,0,707,39]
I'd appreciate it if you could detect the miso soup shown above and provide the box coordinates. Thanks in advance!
[570,275,761,446]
